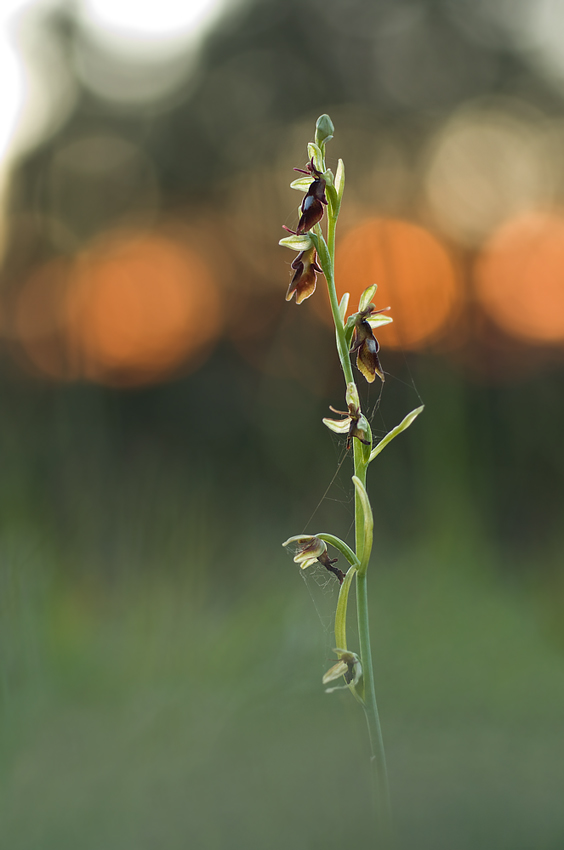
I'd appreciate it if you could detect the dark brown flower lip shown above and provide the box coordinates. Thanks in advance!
[292,158,328,234]
[297,196,325,234]
[350,320,385,384]
[286,247,323,304]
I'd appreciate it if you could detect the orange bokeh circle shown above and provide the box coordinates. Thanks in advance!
[13,231,223,384]
[328,218,460,349]
[68,231,222,384]
[476,211,564,344]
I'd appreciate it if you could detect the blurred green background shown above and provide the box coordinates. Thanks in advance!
[1,1,564,848]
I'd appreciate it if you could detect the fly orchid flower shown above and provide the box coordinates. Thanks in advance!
[282,534,345,584]
[286,245,323,304]
[294,158,328,234]
[323,382,371,449]
[349,285,390,384]
[322,649,362,692]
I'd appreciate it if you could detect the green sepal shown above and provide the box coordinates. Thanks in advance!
[307,142,325,173]
[322,416,350,435]
[369,405,425,464]
[323,169,334,188]
[359,284,377,312]
[367,315,393,329]
[290,176,313,192]
[279,233,313,251]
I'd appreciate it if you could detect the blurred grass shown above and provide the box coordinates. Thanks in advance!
[1,359,563,849]
[2,487,564,849]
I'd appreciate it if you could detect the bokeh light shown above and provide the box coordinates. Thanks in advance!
[75,0,225,105]
[330,218,461,350]
[15,231,223,385]
[425,103,554,247]
[81,0,223,51]
[0,1,76,175]
[476,210,564,344]
[69,231,222,384]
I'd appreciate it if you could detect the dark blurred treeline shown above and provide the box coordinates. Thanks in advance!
[0,0,563,592]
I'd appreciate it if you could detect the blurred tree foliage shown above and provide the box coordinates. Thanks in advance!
[0,0,563,584]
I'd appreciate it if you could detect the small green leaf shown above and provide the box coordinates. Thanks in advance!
[307,142,325,173]
[290,176,313,192]
[279,234,313,251]
[332,563,357,652]
[359,284,377,312]
[368,405,425,464]
[338,292,350,323]
[352,476,373,572]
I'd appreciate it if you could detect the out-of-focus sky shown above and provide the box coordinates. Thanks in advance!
[0,0,227,169]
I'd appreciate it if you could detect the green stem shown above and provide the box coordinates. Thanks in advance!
[320,148,392,844]
[315,228,354,387]
[357,570,393,846]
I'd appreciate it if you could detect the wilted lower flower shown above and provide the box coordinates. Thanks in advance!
[323,649,362,692]
[323,382,371,449]
[286,246,323,304]
[282,534,345,584]
[283,534,326,569]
